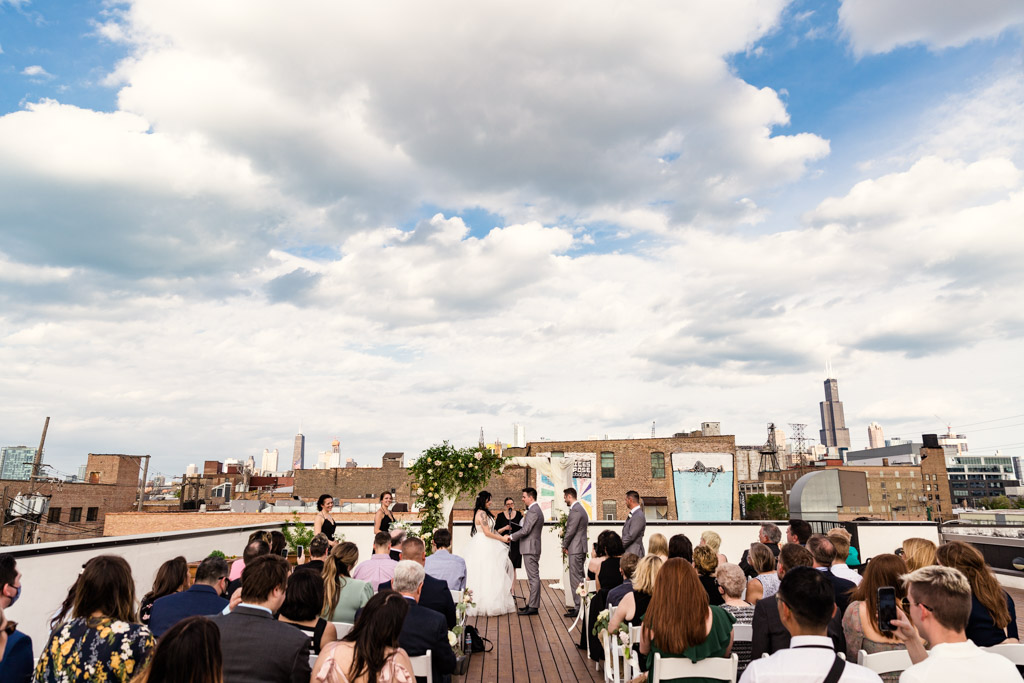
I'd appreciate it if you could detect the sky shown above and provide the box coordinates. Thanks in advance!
[1,0,1023,481]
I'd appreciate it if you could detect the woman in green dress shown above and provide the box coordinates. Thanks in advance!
[638,558,735,683]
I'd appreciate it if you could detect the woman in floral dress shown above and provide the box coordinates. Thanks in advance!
[35,555,155,683]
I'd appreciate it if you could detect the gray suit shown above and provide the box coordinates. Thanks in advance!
[511,501,544,609]
[562,501,589,610]
[621,506,646,557]
[210,605,311,683]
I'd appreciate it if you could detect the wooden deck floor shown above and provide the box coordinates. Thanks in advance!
[460,579,603,683]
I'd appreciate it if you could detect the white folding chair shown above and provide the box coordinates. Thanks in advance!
[857,649,912,675]
[626,625,643,679]
[602,630,621,683]
[985,643,1024,665]
[409,650,433,683]
[732,623,753,643]
[331,622,353,639]
[651,652,738,683]
[309,652,319,670]
[450,589,463,604]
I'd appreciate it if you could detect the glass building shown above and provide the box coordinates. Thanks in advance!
[1,446,37,481]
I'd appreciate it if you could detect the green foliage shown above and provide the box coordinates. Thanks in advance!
[408,441,509,549]
[978,496,1013,510]
[281,512,315,553]
[745,493,788,520]
[208,550,226,559]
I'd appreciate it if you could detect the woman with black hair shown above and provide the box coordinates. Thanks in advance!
[374,492,396,534]
[278,569,338,654]
[139,556,189,625]
[582,530,625,660]
[463,490,515,616]
[130,616,222,683]
[314,494,338,546]
[312,590,414,683]
[494,496,523,570]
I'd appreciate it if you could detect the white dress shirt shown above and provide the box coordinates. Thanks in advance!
[898,640,1022,683]
[830,562,863,585]
[739,635,883,683]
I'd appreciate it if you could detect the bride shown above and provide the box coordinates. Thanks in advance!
[464,490,517,616]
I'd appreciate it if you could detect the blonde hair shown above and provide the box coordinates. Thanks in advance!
[901,565,972,631]
[903,538,937,572]
[827,528,851,561]
[322,542,360,617]
[632,554,663,594]
[692,545,718,575]
[700,530,721,553]
[648,533,669,557]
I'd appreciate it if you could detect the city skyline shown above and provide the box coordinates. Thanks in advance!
[1,2,1023,475]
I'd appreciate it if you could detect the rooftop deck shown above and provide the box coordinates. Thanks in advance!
[461,579,601,683]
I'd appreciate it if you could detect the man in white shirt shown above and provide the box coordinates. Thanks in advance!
[740,566,882,683]
[892,565,1021,683]
[826,528,862,586]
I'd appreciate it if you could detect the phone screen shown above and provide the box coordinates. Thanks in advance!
[298,545,304,560]
[877,586,897,633]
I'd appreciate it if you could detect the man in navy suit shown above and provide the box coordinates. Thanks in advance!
[380,537,456,629]
[806,534,857,615]
[393,560,456,683]
[150,555,230,637]
[0,554,32,683]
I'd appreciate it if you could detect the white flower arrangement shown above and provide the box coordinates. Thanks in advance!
[448,630,459,647]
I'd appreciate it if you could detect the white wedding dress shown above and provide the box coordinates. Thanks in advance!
[464,513,517,616]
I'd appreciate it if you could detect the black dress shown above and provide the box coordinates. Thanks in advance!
[379,509,395,533]
[289,618,328,654]
[699,573,725,606]
[495,510,523,569]
[628,591,652,625]
[583,556,624,661]
[320,514,336,540]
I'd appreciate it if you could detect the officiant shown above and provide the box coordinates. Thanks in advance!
[495,496,523,569]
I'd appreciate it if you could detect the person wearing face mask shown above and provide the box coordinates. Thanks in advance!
[148,554,230,638]
[495,496,524,571]
[0,553,31,683]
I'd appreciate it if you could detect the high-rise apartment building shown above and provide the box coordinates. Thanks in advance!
[261,448,279,474]
[185,463,199,475]
[292,433,305,470]
[0,446,37,481]
[868,422,885,449]
[513,423,526,448]
[819,371,851,453]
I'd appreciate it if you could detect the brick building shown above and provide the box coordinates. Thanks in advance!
[1,453,142,545]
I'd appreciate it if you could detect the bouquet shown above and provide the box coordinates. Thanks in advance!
[592,608,611,636]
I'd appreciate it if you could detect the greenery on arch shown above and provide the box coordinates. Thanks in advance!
[408,441,509,547]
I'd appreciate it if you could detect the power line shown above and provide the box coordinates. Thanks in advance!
[963,421,1024,434]
[956,414,1024,429]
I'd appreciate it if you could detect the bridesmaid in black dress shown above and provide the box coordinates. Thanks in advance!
[495,497,523,570]
[374,491,396,533]
[314,494,337,546]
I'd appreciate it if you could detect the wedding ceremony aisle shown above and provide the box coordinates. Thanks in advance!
[460,579,604,682]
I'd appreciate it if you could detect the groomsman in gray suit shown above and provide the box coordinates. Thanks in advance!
[621,490,646,557]
[561,487,588,618]
[511,486,544,615]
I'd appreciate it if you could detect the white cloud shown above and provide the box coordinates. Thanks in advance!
[21,65,54,79]
[839,0,1024,56]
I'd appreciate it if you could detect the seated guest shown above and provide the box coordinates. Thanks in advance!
[639,558,735,675]
[35,555,155,683]
[807,534,856,615]
[607,552,639,609]
[149,555,229,637]
[210,555,311,683]
[787,519,812,546]
[744,542,780,605]
[226,539,270,598]
[717,562,754,676]
[827,528,862,586]
[323,542,373,623]
[701,530,728,564]
[936,540,1019,647]
[230,530,271,581]
[739,567,882,683]
[751,544,846,659]
[740,523,782,579]
[131,616,222,683]
[842,554,908,682]
[270,530,288,558]
[587,532,611,579]
[423,528,467,591]
[694,545,725,606]
[609,554,662,632]
[380,537,456,629]
[648,533,669,560]
[0,554,31,683]
[901,537,937,572]
[312,590,414,683]
[352,532,400,591]
[391,560,456,683]
[584,530,625,660]
[140,556,189,625]
[667,533,693,562]
[278,569,337,655]
[299,533,331,575]
[892,565,1020,683]
[389,530,407,562]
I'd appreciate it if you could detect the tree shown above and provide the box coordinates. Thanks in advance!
[745,493,787,520]
[978,495,1013,510]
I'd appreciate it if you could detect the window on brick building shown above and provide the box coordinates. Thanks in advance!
[601,452,615,478]
[602,499,617,520]
[48,507,61,523]
[651,452,665,479]
[69,507,82,522]
[551,451,564,458]
[87,507,99,522]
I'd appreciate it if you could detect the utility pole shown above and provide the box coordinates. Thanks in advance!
[137,455,151,512]
[32,417,50,481]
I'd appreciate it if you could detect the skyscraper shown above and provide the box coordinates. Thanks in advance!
[867,422,885,449]
[261,448,279,474]
[819,366,851,452]
[292,432,305,470]
[0,446,36,481]
[513,423,526,448]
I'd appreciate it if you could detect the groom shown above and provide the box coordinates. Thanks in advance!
[510,486,543,616]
